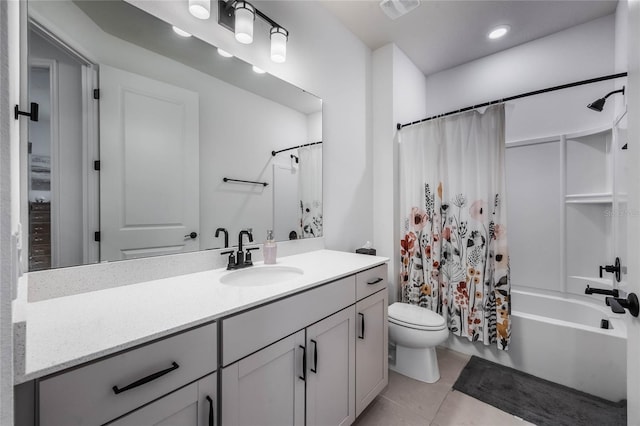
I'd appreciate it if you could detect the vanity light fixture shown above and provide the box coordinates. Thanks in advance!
[217,0,289,63]
[172,26,192,37]
[488,25,510,40]
[234,1,255,44]
[189,0,211,19]
[270,27,288,63]
[217,48,233,57]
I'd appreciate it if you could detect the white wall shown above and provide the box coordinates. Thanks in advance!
[372,44,427,302]
[129,0,373,252]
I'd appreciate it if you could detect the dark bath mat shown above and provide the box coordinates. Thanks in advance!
[453,356,626,426]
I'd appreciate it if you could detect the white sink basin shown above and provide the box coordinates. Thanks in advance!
[220,265,304,287]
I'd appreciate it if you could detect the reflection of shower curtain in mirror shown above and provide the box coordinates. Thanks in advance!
[399,104,511,350]
[298,146,323,238]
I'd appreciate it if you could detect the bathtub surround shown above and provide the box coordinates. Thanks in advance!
[454,356,627,426]
[398,105,511,350]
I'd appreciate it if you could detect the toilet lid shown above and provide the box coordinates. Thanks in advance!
[388,303,446,330]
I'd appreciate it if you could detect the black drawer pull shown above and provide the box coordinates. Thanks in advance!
[206,395,214,426]
[367,277,383,285]
[299,345,306,381]
[112,361,179,394]
[310,339,318,374]
[358,312,365,339]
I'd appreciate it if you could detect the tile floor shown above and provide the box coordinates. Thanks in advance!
[354,347,536,426]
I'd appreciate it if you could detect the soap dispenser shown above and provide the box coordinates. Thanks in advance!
[264,230,277,264]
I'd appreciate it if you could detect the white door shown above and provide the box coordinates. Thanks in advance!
[222,330,305,426]
[99,65,199,261]
[108,373,216,426]
[355,290,388,417]
[306,307,355,426]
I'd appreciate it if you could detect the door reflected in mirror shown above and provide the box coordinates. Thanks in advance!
[26,0,322,271]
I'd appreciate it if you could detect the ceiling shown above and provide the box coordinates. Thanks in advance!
[320,0,618,76]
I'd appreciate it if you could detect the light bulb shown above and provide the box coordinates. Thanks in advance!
[234,1,255,44]
[217,48,233,58]
[270,27,288,63]
[172,26,192,37]
[488,25,510,40]
[189,0,210,19]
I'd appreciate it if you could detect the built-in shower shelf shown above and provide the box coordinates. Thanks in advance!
[565,193,613,204]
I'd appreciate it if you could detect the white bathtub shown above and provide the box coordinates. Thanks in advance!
[443,289,627,402]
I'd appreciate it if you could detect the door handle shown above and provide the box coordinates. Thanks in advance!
[298,345,306,381]
[310,339,318,374]
[206,395,214,426]
[358,312,365,339]
[184,232,198,239]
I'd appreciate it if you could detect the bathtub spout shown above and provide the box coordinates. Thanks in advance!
[605,293,639,317]
[585,285,619,297]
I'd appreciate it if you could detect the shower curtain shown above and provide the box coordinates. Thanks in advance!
[399,105,511,350]
[298,145,323,238]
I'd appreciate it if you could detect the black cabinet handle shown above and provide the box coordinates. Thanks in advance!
[206,395,214,426]
[299,345,306,381]
[367,277,383,285]
[358,313,365,339]
[112,362,179,394]
[184,232,198,239]
[310,339,318,374]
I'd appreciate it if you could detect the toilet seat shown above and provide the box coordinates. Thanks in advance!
[388,303,446,331]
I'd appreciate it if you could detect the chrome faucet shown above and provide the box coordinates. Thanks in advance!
[221,229,259,270]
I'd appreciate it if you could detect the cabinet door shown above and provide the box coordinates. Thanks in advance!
[222,330,305,426]
[107,372,216,426]
[306,307,356,426]
[355,290,388,416]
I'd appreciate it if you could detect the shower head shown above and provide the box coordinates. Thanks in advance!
[587,86,625,112]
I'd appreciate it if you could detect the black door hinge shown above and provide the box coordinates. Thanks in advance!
[28,142,32,154]
[94,160,101,171]
[93,89,100,100]
[94,231,101,242]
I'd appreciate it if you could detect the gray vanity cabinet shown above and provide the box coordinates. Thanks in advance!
[221,331,306,426]
[355,289,388,416]
[108,372,216,426]
[38,322,217,426]
[306,306,356,426]
[220,263,388,426]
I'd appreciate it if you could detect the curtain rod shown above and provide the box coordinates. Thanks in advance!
[271,141,322,156]
[397,72,628,130]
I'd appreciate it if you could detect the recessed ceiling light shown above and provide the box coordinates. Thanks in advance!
[488,25,510,40]
[252,65,266,74]
[172,26,192,37]
[217,48,233,58]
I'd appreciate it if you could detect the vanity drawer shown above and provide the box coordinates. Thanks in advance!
[222,276,356,366]
[356,264,388,300]
[39,322,217,426]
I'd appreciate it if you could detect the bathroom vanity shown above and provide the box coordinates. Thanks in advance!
[14,250,388,426]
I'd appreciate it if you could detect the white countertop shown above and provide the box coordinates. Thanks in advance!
[16,250,387,384]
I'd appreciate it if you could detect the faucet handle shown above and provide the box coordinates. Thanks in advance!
[221,250,235,268]
[245,247,260,263]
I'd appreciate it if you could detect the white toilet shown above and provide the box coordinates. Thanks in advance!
[388,302,449,383]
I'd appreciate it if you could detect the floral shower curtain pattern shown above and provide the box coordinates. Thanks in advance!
[398,105,511,350]
[298,145,323,237]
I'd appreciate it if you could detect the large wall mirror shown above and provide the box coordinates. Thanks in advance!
[25,0,322,271]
